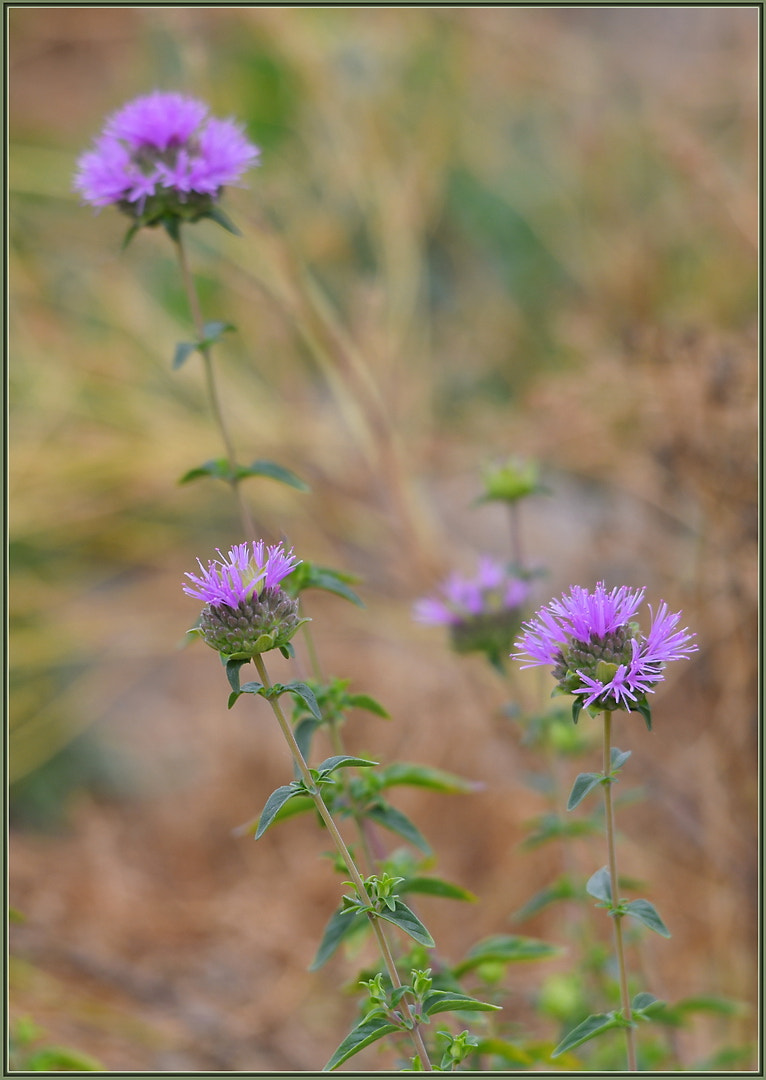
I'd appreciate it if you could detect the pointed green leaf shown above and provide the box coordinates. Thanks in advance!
[586,866,612,904]
[611,747,632,771]
[366,803,432,855]
[206,204,242,236]
[452,935,561,977]
[239,459,309,492]
[316,755,379,775]
[422,990,501,1017]
[624,898,671,938]
[398,876,477,903]
[121,222,140,250]
[632,992,665,1018]
[522,813,601,849]
[512,876,578,921]
[378,762,479,794]
[172,341,197,369]
[225,658,252,693]
[566,771,603,811]
[283,562,364,606]
[572,698,584,724]
[347,693,390,718]
[201,320,235,346]
[255,784,302,839]
[294,717,319,762]
[325,1015,402,1071]
[376,898,434,947]
[178,458,233,485]
[551,1011,625,1057]
[310,906,369,971]
[283,681,322,720]
[634,699,653,731]
[239,680,266,696]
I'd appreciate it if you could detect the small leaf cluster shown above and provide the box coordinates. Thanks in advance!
[325,967,500,1071]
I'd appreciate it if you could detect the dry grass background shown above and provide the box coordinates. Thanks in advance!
[8,6,759,1072]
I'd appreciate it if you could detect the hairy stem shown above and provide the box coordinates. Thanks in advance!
[602,709,638,1071]
[174,227,256,539]
[252,653,434,1070]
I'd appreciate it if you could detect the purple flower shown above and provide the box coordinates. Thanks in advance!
[184,540,299,606]
[183,541,306,660]
[414,557,533,668]
[74,91,260,223]
[513,582,697,720]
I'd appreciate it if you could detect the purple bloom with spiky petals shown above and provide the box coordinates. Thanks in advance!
[513,582,697,722]
[414,556,532,668]
[184,541,305,659]
[184,541,299,606]
[74,91,260,226]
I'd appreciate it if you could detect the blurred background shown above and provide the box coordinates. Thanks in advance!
[8,6,759,1072]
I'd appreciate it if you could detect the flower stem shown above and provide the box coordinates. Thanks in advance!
[173,227,256,539]
[602,709,638,1071]
[252,653,434,1071]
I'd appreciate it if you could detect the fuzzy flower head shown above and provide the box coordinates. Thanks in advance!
[74,91,260,232]
[184,541,306,659]
[414,556,533,670]
[513,582,698,726]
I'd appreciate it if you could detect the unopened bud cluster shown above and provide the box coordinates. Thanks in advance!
[199,586,304,659]
[552,625,637,698]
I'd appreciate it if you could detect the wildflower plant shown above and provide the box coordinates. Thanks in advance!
[76,90,523,1072]
[513,582,697,1068]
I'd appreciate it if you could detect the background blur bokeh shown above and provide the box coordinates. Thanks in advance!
[8,6,759,1072]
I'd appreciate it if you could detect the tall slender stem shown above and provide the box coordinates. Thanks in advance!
[602,710,638,1071]
[174,228,256,539]
[252,653,434,1071]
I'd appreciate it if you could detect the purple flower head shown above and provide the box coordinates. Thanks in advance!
[513,582,698,722]
[184,541,305,659]
[74,91,260,228]
[414,556,533,668]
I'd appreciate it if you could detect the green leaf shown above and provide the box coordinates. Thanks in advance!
[624,898,671,938]
[376,898,435,947]
[121,222,140,250]
[206,204,242,236]
[283,681,322,720]
[611,747,632,770]
[325,1015,403,1071]
[201,320,235,346]
[310,906,369,971]
[512,876,578,921]
[586,866,612,904]
[422,990,501,1017]
[239,459,309,492]
[632,992,665,1017]
[178,458,233,485]
[316,755,379,775]
[452,934,561,977]
[398,876,477,903]
[172,341,197,370]
[283,562,364,606]
[634,699,653,731]
[572,698,584,724]
[347,693,391,718]
[552,1011,626,1057]
[366,803,432,855]
[225,658,252,694]
[23,1047,103,1072]
[255,783,303,839]
[294,716,319,762]
[521,813,600,849]
[566,771,603,811]
[378,762,479,795]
